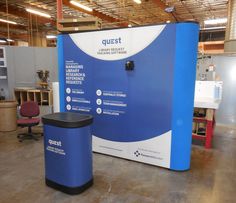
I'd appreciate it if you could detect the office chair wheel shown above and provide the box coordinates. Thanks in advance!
[17,132,40,142]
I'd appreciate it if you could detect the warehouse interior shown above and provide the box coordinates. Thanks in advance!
[0,0,236,202]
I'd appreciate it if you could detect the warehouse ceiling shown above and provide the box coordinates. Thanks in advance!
[0,0,228,42]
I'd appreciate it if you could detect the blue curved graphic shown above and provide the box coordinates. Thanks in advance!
[62,24,176,142]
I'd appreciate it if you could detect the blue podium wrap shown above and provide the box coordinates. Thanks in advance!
[44,125,92,187]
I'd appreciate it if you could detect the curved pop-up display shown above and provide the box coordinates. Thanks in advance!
[57,22,199,171]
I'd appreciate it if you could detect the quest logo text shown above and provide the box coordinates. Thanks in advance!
[48,139,62,147]
[102,37,122,46]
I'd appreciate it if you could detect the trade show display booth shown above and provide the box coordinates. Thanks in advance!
[58,22,199,171]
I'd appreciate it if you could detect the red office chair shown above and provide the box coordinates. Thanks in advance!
[17,101,42,142]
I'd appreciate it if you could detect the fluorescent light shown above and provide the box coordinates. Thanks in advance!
[0,18,17,25]
[46,35,57,39]
[133,0,142,4]
[70,1,93,12]
[0,39,7,43]
[201,26,226,30]
[7,39,14,42]
[204,18,227,25]
[165,6,175,13]
[26,8,51,18]
[128,24,132,27]
[166,20,171,23]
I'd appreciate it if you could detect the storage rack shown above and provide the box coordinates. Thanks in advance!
[58,17,102,33]
[14,88,53,106]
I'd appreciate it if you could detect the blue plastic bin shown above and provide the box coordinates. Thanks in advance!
[42,112,93,194]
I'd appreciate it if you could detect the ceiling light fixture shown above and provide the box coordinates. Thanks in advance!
[165,6,175,13]
[0,39,7,43]
[204,18,227,25]
[128,24,132,27]
[201,26,226,30]
[26,8,51,18]
[7,39,14,42]
[133,0,142,4]
[166,20,171,23]
[0,18,17,25]
[46,35,57,39]
[70,1,93,12]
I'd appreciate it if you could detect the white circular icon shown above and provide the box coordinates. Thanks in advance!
[96,99,102,105]
[66,96,71,102]
[96,89,102,96]
[66,104,71,110]
[66,88,71,94]
[96,108,102,114]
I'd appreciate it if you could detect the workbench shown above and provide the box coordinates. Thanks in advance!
[193,98,221,148]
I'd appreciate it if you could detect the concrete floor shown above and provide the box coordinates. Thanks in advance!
[0,126,236,203]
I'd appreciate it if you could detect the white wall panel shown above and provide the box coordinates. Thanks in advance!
[4,46,58,99]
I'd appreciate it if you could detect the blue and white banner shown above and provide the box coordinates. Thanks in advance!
[69,25,166,60]
[58,23,199,170]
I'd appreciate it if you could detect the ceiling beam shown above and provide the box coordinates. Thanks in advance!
[0,31,28,41]
[0,4,56,27]
[62,0,129,27]
[152,0,176,22]
[0,22,27,30]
